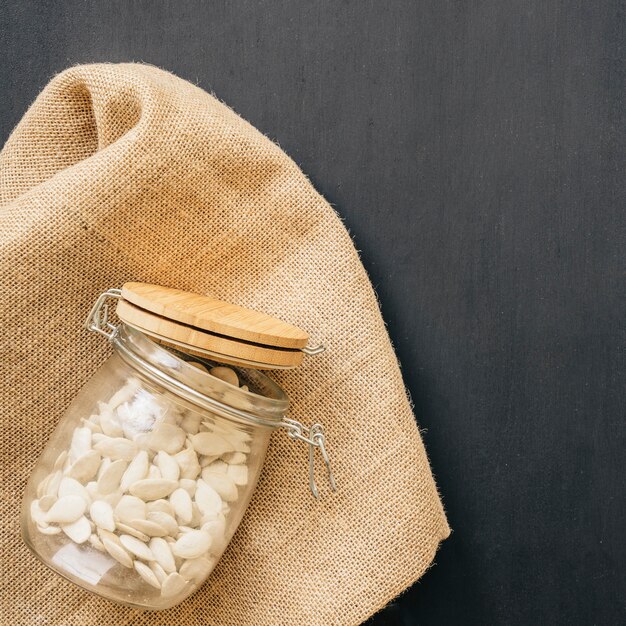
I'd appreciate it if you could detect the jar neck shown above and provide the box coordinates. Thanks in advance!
[112,324,289,429]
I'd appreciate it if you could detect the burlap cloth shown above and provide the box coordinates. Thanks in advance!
[0,63,449,626]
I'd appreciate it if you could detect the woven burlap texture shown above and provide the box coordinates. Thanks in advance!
[0,63,449,626]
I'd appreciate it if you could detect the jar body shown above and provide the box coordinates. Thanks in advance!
[21,328,286,609]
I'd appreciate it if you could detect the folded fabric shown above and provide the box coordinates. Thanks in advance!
[0,63,449,626]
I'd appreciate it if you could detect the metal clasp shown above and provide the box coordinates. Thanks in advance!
[302,343,325,356]
[281,418,337,499]
[84,288,122,340]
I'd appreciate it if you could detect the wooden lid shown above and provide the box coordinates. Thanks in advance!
[116,283,309,369]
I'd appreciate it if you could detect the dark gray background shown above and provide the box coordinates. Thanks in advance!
[2,1,624,624]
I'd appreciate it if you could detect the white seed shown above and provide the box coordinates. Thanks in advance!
[161,572,187,597]
[202,471,238,502]
[97,459,127,494]
[44,470,63,497]
[69,427,92,463]
[98,528,119,543]
[108,378,141,410]
[146,499,174,516]
[102,537,133,568]
[89,500,115,532]
[67,450,101,482]
[133,432,151,451]
[62,515,91,543]
[93,436,137,461]
[202,460,228,475]
[170,488,193,525]
[149,537,176,573]
[156,451,180,482]
[114,495,146,524]
[209,366,238,386]
[222,451,246,464]
[150,561,167,584]
[180,414,201,434]
[179,557,214,583]
[199,454,220,467]
[201,514,226,548]
[179,478,196,496]
[99,402,124,437]
[128,518,168,537]
[147,512,179,536]
[227,464,249,486]
[30,500,47,525]
[53,450,68,471]
[147,465,162,480]
[195,480,222,517]
[147,424,186,455]
[89,533,106,552]
[101,490,123,507]
[57,476,90,506]
[97,457,111,479]
[171,530,211,559]
[81,418,103,434]
[189,503,202,528]
[129,479,178,501]
[190,433,233,457]
[221,432,251,454]
[134,560,161,589]
[119,534,154,561]
[115,522,149,542]
[39,494,56,512]
[46,495,86,524]
[37,524,61,535]
[120,450,149,491]
[174,447,201,479]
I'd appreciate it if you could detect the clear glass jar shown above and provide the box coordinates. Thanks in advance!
[21,323,294,609]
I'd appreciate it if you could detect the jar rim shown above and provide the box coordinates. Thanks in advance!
[112,324,289,429]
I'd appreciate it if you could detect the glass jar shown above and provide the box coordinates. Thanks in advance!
[21,288,334,610]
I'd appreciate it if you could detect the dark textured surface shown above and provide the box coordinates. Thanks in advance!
[1,1,624,624]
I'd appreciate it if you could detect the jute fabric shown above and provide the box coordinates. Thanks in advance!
[0,63,449,626]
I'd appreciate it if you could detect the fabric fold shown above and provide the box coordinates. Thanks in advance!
[0,63,449,626]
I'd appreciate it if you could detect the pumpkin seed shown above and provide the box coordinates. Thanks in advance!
[46,495,86,524]
[129,478,178,501]
[102,536,133,568]
[61,515,91,544]
[89,500,115,532]
[161,572,187,597]
[189,433,232,457]
[119,534,154,561]
[147,424,186,455]
[120,450,149,491]
[169,488,193,525]
[171,530,211,559]
[93,436,137,461]
[67,450,101,482]
[134,560,161,589]
[97,459,127,494]
[114,495,146,524]
[149,537,176,573]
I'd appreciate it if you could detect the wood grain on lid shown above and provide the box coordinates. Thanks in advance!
[116,298,304,369]
[121,283,309,350]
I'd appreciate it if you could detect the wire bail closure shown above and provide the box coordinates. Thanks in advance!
[85,288,336,499]
[85,288,122,339]
[281,418,337,499]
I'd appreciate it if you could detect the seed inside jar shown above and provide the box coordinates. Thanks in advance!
[30,367,252,597]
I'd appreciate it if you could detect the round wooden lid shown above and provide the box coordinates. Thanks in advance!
[116,282,309,369]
